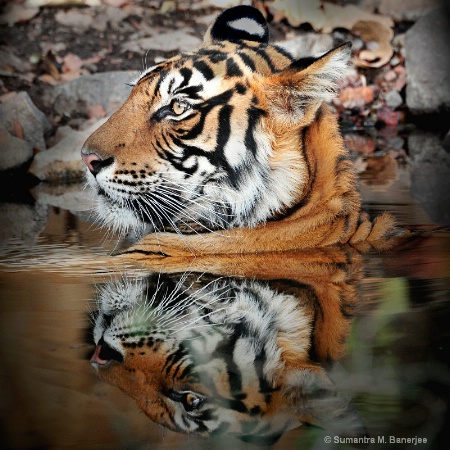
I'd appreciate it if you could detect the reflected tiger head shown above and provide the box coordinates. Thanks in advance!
[81,5,352,239]
[90,270,367,444]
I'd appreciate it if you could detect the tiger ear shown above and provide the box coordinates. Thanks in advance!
[203,5,269,45]
[263,43,352,125]
[284,368,368,440]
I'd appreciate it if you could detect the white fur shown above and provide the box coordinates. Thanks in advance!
[227,17,265,37]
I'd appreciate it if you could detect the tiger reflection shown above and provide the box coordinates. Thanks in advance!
[90,251,367,444]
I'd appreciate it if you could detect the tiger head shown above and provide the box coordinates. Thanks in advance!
[90,271,367,444]
[81,5,351,239]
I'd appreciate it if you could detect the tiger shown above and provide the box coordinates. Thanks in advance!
[81,5,402,257]
[90,248,367,444]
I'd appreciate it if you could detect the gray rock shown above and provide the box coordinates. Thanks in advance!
[0,203,50,254]
[409,131,450,224]
[45,71,138,119]
[29,118,107,182]
[405,7,450,113]
[0,126,34,171]
[378,0,441,22]
[0,92,51,150]
[31,182,96,214]
[384,90,403,110]
[121,30,202,54]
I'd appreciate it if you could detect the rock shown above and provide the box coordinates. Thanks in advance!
[409,131,450,224]
[0,49,32,74]
[277,33,333,58]
[384,90,403,109]
[378,0,441,22]
[55,9,94,30]
[28,118,107,182]
[45,71,138,119]
[31,182,96,214]
[0,127,34,171]
[405,7,450,113]
[0,203,50,254]
[121,30,202,54]
[0,92,51,150]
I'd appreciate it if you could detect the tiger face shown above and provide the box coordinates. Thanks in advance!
[81,5,352,240]
[90,271,367,443]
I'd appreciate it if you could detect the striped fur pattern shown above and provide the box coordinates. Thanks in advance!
[81,5,399,252]
[91,269,367,443]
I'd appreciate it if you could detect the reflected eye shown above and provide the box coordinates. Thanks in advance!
[168,390,205,412]
[171,99,190,115]
[182,392,204,412]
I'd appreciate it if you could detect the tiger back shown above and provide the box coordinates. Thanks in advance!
[81,5,402,256]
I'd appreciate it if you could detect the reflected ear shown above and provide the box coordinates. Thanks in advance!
[203,5,269,45]
[263,43,351,125]
[283,367,367,440]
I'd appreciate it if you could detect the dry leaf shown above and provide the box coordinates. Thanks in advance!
[103,0,130,6]
[270,0,393,33]
[62,53,101,74]
[87,103,107,119]
[269,0,394,68]
[0,4,39,26]
[352,20,394,68]
[42,51,61,82]
[13,120,24,140]
[25,0,101,6]
[55,10,94,29]
[338,86,374,109]
[38,74,59,85]
[377,108,401,127]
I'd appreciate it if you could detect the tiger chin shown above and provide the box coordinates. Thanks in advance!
[90,269,367,444]
[81,5,404,256]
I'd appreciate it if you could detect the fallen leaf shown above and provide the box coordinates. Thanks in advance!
[25,0,101,6]
[122,31,202,53]
[377,108,400,127]
[338,86,374,109]
[270,0,393,33]
[103,0,129,6]
[0,3,39,27]
[0,49,33,74]
[352,20,394,68]
[13,120,24,140]
[38,74,60,85]
[55,9,94,30]
[42,51,61,82]
[62,54,85,74]
[62,53,101,73]
[269,0,394,68]
[86,103,107,119]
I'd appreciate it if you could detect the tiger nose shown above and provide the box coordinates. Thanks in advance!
[90,340,124,366]
[90,344,110,366]
[81,152,114,176]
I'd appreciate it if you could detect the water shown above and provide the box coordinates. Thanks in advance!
[0,148,449,450]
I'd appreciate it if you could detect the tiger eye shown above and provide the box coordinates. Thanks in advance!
[172,100,187,115]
